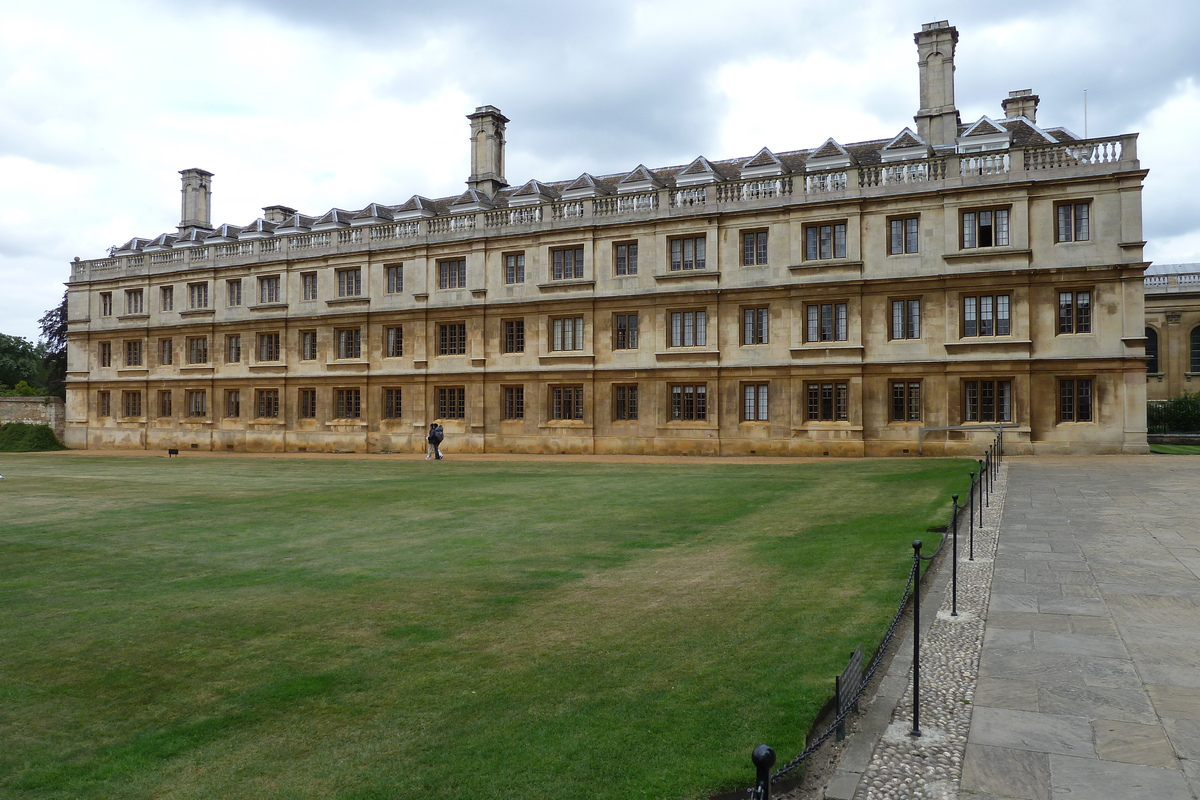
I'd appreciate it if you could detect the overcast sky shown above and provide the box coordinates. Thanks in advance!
[2,0,1198,343]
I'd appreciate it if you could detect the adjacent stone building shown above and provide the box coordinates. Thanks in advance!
[1144,263,1200,401]
[64,21,1150,456]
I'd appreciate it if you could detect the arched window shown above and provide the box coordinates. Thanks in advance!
[1146,327,1160,374]
[1191,326,1200,373]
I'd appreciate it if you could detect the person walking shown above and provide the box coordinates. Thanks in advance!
[427,422,445,460]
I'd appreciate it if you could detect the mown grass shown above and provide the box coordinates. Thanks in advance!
[0,454,970,800]
[1150,444,1200,455]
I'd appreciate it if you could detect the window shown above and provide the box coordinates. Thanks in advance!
[226,334,241,363]
[438,386,465,419]
[551,386,584,420]
[300,330,317,361]
[1056,202,1091,243]
[225,390,240,418]
[337,268,362,297]
[123,391,142,418]
[890,299,921,340]
[299,388,317,419]
[1059,379,1093,422]
[386,264,404,293]
[614,385,638,420]
[505,253,525,284]
[1058,290,1092,334]
[439,323,467,355]
[99,341,112,367]
[125,289,144,315]
[891,381,922,422]
[302,272,318,301]
[1145,328,1159,374]
[614,314,639,349]
[669,310,707,347]
[670,384,707,420]
[503,320,525,354]
[742,230,768,266]
[257,332,280,362]
[503,386,524,419]
[159,338,173,366]
[383,388,402,419]
[160,286,173,312]
[742,307,769,345]
[805,222,847,260]
[124,340,142,367]
[889,216,919,255]
[963,295,1011,337]
[100,292,112,316]
[336,328,362,360]
[805,303,848,343]
[1192,327,1200,373]
[228,279,242,307]
[552,247,585,280]
[188,282,209,309]
[615,242,638,275]
[806,382,849,421]
[386,326,404,358]
[256,389,280,418]
[962,208,1010,248]
[97,391,110,417]
[158,390,172,418]
[335,388,362,419]
[438,259,467,289]
[259,275,281,304]
[743,384,769,421]
[670,236,706,271]
[187,390,207,418]
[187,336,208,364]
[963,380,1012,422]
[551,317,585,351]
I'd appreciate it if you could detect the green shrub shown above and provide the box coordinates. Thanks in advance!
[0,422,66,451]
[1148,392,1200,434]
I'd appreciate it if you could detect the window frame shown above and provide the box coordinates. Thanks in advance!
[550,316,585,352]
[438,259,467,290]
[256,332,281,362]
[302,272,318,301]
[383,387,402,419]
[804,221,848,261]
[805,381,849,422]
[741,307,769,346]
[336,327,362,360]
[961,206,1011,249]
[225,334,241,364]
[890,380,922,422]
[614,241,638,276]
[503,319,525,354]
[742,383,769,421]
[385,326,404,358]
[613,313,639,350]
[613,384,639,421]
[160,286,173,312]
[186,336,208,365]
[123,339,143,367]
[438,322,467,356]
[962,294,1011,337]
[256,389,281,419]
[258,275,281,304]
[668,309,708,348]
[100,292,113,316]
[963,379,1013,423]
[386,264,404,294]
[669,383,708,421]
[437,386,466,419]
[1058,378,1094,423]
[549,385,585,420]
[300,330,318,361]
[503,386,525,420]
[504,253,525,285]
[669,235,707,272]
[159,338,173,366]
[551,246,585,281]
[890,298,922,340]
[888,216,919,255]
[741,229,769,266]
[336,267,363,298]
[227,279,242,307]
[334,387,362,419]
[1055,201,1091,243]
[298,388,317,419]
[125,289,144,315]
[805,302,848,343]
[225,389,240,419]
[122,390,142,418]
[97,390,110,417]
[1057,290,1093,335]
[188,282,209,310]
[157,390,172,418]
[186,389,207,418]
[99,340,112,367]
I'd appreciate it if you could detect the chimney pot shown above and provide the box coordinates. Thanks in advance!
[178,168,214,235]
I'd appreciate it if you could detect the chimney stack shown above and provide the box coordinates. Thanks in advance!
[466,105,509,197]
[178,168,214,234]
[913,21,960,146]
[1002,89,1040,124]
[263,205,296,224]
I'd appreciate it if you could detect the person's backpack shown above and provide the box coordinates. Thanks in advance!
[432,426,444,445]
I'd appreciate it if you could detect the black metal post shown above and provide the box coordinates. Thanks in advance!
[969,472,976,561]
[910,539,922,737]
[752,744,775,800]
[951,494,959,617]
[980,457,989,509]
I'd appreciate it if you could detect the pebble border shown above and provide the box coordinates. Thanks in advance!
[855,465,1007,800]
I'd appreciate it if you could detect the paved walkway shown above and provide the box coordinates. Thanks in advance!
[961,456,1200,800]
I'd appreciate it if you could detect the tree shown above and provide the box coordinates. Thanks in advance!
[0,333,42,390]
[38,290,68,398]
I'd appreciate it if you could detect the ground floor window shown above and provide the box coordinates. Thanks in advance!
[503,386,524,420]
[963,380,1012,423]
[550,386,584,420]
[187,390,207,418]
[225,390,240,418]
[383,388,402,419]
[158,391,172,418]
[123,391,141,418]
[257,389,280,419]
[743,383,768,421]
[891,381,921,422]
[806,382,848,421]
[670,384,707,421]
[299,389,317,419]
[335,388,362,419]
[614,384,638,421]
[438,387,465,419]
[1059,379,1093,422]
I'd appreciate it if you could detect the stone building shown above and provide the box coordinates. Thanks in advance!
[1144,263,1200,401]
[64,21,1150,456]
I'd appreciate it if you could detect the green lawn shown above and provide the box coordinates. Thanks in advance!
[1150,444,1200,455]
[0,454,970,800]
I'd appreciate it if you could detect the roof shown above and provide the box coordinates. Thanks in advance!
[1145,263,1200,276]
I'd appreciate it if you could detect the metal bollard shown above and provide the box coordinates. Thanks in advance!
[969,472,976,561]
[910,540,922,737]
[951,495,959,617]
[751,744,775,800]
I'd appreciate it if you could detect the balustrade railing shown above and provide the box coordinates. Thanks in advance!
[715,177,794,203]
[338,229,364,245]
[485,206,543,227]
[804,171,847,194]
[188,247,210,261]
[1024,137,1123,170]
[1144,276,1169,287]
[552,201,585,220]
[594,192,658,216]
[670,187,707,208]
[215,243,254,258]
[289,233,331,250]
[860,158,950,187]
[126,255,145,267]
[371,222,420,240]
[960,153,1010,177]
[149,251,183,264]
[259,239,280,253]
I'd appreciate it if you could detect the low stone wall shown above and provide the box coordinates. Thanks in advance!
[0,396,66,441]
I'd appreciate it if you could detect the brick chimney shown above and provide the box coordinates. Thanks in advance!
[178,168,214,234]
[466,105,509,197]
[913,21,960,146]
[1002,89,1040,124]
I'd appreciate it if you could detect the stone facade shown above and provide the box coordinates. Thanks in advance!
[1144,263,1200,401]
[64,21,1150,456]
[0,396,66,441]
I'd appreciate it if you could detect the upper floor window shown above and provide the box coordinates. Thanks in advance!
[806,303,847,343]
[614,314,639,350]
[439,323,467,355]
[100,292,113,316]
[300,330,318,361]
[337,268,362,297]
[97,390,111,417]
[670,310,707,347]
[552,247,585,280]
[1059,379,1093,422]
[186,336,208,364]
[962,208,1009,248]
[386,264,404,293]
[805,222,847,260]
[742,307,769,345]
[742,230,768,266]
[124,340,142,367]
[125,289,144,315]
[160,286,174,312]
[888,216,919,255]
[336,328,362,359]
[226,334,242,363]
[259,275,281,304]
[98,341,112,367]
[257,332,280,362]
[228,279,242,307]
[1058,290,1092,334]
[439,259,466,289]
[890,299,921,340]
[188,282,209,310]
[964,379,1012,423]
[386,326,404,358]
[1056,202,1091,243]
[615,242,638,276]
[503,320,525,354]
[505,253,525,284]
[551,317,584,351]
[159,338,173,366]
[670,236,706,271]
[302,272,318,301]
[963,295,1011,337]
